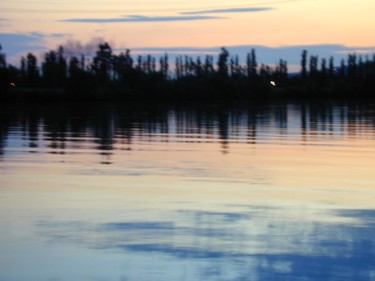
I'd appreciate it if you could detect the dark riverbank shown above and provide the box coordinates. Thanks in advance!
[1,83,374,103]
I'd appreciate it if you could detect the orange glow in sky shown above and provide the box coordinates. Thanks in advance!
[1,0,375,64]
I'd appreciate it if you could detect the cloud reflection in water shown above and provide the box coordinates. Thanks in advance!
[37,207,375,281]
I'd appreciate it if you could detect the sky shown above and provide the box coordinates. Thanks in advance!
[1,0,375,70]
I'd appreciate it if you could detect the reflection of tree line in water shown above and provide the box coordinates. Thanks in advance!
[1,43,375,100]
[1,101,375,160]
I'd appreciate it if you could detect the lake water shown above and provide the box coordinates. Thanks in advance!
[0,100,375,281]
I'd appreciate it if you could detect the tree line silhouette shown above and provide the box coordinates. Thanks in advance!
[1,42,375,101]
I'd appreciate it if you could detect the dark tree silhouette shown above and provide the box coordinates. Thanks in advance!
[2,42,375,101]
[175,56,182,79]
[113,49,134,84]
[92,42,113,84]
[275,59,288,82]
[347,54,357,79]
[0,44,5,68]
[340,59,346,78]
[57,47,67,85]
[301,50,307,77]
[159,54,168,78]
[247,48,257,78]
[21,53,40,87]
[42,46,67,87]
[217,47,229,78]
[321,58,327,76]
[69,56,80,78]
[309,55,318,77]
[230,55,241,78]
[0,44,7,92]
[328,56,335,77]
[204,55,214,76]
[196,56,203,77]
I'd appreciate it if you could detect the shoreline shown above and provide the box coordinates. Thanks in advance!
[2,86,374,103]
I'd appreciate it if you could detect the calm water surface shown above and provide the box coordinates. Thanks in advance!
[0,101,375,281]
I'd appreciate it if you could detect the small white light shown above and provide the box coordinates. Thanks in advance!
[270,81,276,86]
[10,82,16,87]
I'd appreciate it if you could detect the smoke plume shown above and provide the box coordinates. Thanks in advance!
[62,37,113,57]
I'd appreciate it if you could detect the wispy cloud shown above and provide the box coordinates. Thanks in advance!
[62,15,223,23]
[26,31,66,38]
[181,7,273,15]
[61,6,272,23]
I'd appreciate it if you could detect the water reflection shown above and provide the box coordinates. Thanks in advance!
[1,100,375,281]
[37,207,375,281]
[1,100,375,163]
